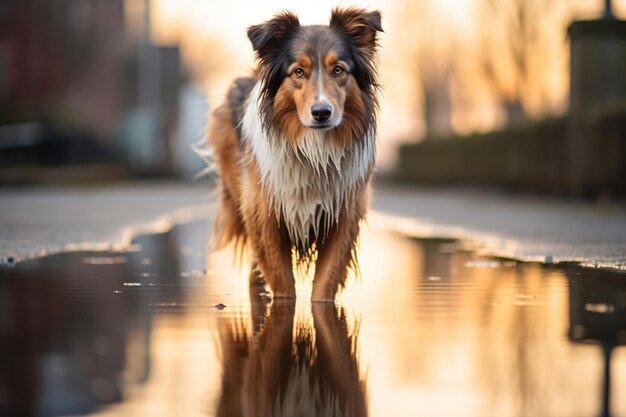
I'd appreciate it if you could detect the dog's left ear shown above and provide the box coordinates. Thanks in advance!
[329,7,383,55]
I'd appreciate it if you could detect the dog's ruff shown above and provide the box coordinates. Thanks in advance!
[242,83,375,248]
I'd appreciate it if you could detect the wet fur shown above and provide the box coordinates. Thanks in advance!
[207,7,382,301]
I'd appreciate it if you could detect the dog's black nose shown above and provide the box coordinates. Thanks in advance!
[311,103,332,122]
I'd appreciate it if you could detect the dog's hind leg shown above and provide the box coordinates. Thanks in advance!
[213,185,245,249]
[208,103,246,250]
[249,260,266,286]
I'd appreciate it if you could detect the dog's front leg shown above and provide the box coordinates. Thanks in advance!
[312,209,361,302]
[255,222,295,299]
[239,161,296,298]
[243,209,295,299]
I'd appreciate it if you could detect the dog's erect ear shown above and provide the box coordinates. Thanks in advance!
[329,7,383,54]
[247,11,301,58]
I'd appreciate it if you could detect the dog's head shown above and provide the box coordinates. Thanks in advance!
[248,7,382,143]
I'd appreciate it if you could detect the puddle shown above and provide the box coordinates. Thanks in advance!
[1,221,625,417]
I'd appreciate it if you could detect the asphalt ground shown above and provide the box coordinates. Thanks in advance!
[1,182,625,270]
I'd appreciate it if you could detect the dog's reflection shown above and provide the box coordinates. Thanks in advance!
[216,294,367,417]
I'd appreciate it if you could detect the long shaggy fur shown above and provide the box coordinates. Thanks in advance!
[242,82,375,252]
[207,7,382,301]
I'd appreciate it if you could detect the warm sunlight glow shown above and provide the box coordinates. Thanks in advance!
[146,0,626,168]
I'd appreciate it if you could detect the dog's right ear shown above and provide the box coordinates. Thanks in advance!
[247,11,300,59]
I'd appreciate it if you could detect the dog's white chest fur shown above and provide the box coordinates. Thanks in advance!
[242,83,374,246]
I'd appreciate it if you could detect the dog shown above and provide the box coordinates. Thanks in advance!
[207,7,382,301]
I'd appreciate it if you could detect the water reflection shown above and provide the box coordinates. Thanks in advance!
[0,224,189,417]
[567,267,626,417]
[216,294,366,417]
[0,221,625,417]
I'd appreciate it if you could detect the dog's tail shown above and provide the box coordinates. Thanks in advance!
[191,138,219,181]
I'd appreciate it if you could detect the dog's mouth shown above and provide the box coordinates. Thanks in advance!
[298,112,343,130]
[309,122,334,130]
[303,117,342,130]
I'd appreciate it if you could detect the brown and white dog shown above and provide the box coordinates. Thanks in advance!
[207,7,382,301]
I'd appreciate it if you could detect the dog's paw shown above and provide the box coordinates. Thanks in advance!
[311,291,337,303]
[311,286,337,303]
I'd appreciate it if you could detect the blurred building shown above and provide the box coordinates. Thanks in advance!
[397,12,626,198]
[0,0,193,180]
[0,0,126,137]
[567,18,626,196]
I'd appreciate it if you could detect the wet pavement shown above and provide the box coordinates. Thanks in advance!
[1,219,625,417]
[3,183,626,269]
[0,183,213,263]
[372,186,626,270]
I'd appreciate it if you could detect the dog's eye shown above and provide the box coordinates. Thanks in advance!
[333,66,345,76]
[293,68,306,78]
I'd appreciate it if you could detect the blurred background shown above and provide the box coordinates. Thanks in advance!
[0,0,625,196]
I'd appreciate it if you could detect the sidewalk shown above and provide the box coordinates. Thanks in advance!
[1,182,625,270]
[0,182,215,264]
[371,185,626,270]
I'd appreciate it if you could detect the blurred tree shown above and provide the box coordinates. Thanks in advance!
[178,33,235,90]
[394,0,457,139]
[476,0,565,125]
